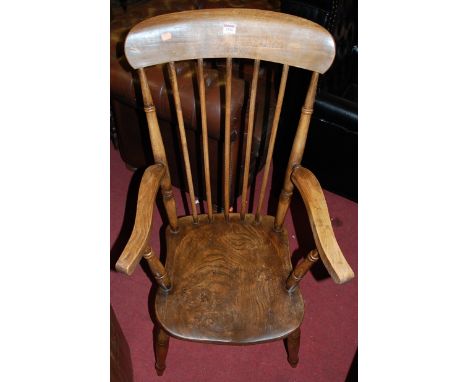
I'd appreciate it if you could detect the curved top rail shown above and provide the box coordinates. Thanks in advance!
[124,8,335,73]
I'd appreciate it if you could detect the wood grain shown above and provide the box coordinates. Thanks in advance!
[240,59,260,220]
[286,249,319,292]
[196,58,213,221]
[143,247,171,291]
[156,214,304,344]
[116,8,355,374]
[255,64,289,222]
[224,57,232,220]
[111,306,133,382]
[168,61,198,223]
[274,72,319,231]
[137,68,169,167]
[138,68,179,232]
[125,9,335,73]
[116,164,166,275]
[155,327,170,376]
[286,328,301,367]
[291,166,354,284]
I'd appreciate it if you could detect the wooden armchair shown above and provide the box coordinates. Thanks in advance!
[115,8,354,376]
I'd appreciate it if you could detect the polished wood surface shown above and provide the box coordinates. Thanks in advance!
[143,247,171,291]
[116,8,354,375]
[168,61,198,223]
[274,72,319,231]
[156,214,304,344]
[196,58,213,221]
[111,306,133,382]
[155,327,170,376]
[224,57,232,220]
[138,68,179,232]
[116,163,165,275]
[125,9,335,73]
[255,64,289,222]
[240,59,260,220]
[291,166,354,284]
[137,68,168,167]
[286,250,319,292]
[286,328,301,368]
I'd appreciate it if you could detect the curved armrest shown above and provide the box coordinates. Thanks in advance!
[116,163,166,275]
[291,166,354,284]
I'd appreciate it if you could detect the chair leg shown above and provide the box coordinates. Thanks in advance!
[286,328,301,368]
[155,326,170,376]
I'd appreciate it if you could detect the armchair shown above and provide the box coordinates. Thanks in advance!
[115,8,354,376]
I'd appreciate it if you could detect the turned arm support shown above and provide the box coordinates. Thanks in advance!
[286,250,319,292]
[115,164,171,290]
[290,166,354,284]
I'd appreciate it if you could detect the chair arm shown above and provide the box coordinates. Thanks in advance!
[115,163,166,275]
[291,166,354,284]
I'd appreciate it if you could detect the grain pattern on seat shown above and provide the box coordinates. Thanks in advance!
[155,214,304,344]
[125,9,335,73]
[115,8,355,374]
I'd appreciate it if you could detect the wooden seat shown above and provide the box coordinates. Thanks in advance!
[157,214,303,344]
[115,8,354,376]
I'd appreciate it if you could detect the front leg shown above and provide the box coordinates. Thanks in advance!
[155,326,170,376]
[286,328,301,368]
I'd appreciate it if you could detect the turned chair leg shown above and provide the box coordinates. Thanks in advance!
[155,326,170,376]
[286,328,301,368]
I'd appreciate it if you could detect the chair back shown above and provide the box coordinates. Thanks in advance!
[124,8,335,229]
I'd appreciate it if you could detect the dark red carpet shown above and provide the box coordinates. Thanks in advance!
[110,145,357,381]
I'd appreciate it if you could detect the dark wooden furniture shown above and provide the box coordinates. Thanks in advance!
[110,1,280,207]
[110,306,133,382]
[115,8,354,376]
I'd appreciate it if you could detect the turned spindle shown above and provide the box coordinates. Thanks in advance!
[286,250,319,292]
[138,68,179,233]
[224,57,232,222]
[274,72,319,231]
[143,248,172,291]
[155,327,170,376]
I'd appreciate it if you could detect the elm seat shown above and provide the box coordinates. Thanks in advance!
[115,8,354,377]
[156,214,304,343]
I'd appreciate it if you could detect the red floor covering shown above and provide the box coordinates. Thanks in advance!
[110,145,357,382]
